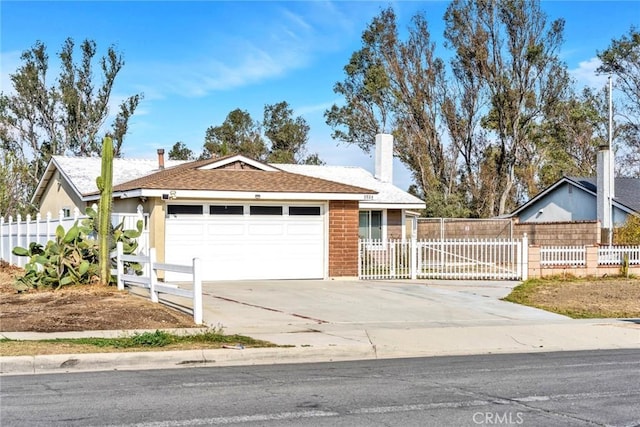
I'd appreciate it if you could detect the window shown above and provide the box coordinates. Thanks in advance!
[250,205,283,216]
[167,205,203,215]
[62,207,71,218]
[289,206,321,216]
[210,205,244,215]
[359,210,382,240]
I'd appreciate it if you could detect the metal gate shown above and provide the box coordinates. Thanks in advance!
[359,237,527,280]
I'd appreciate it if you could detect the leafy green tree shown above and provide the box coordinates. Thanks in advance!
[533,87,607,189]
[0,148,33,216]
[203,109,267,160]
[325,8,455,214]
[303,153,326,165]
[615,215,640,245]
[0,38,141,214]
[203,102,322,165]
[597,27,640,177]
[168,141,195,160]
[444,0,568,215]
[264,101,320,164]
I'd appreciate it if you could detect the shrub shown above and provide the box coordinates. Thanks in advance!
[615,215,640,245]
[12,210,143,291]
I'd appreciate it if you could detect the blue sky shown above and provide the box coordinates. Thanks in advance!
[1,1,639,190]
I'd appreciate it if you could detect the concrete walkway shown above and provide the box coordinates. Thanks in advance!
[2,280,639,375]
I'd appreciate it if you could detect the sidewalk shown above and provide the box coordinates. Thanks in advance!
[2,318,639,375]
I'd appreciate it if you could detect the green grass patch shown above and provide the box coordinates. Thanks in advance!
[0,329,277,356]
[41,329,272,349]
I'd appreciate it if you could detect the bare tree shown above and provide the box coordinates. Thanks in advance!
[0,38,141,213]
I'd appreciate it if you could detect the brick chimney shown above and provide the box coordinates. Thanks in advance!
[374,134,393,183]
[157,148,165,170]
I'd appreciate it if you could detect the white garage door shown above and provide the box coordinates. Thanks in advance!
[164,203,325,281]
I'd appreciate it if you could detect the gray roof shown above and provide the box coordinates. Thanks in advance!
[569,177,640,213]
[275,164,425,208]
[511,175,640,217]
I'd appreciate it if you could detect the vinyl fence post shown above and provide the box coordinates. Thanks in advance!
[8,216,14,265]
[0,216,4,263]
[16,214,22,267]
[149,248,159,303]
[521,233,529,281]
[411,236,418,280]
[25,215,31,259]
[35,213,41,248]
[116,241,124,291]
[192,257,203,324]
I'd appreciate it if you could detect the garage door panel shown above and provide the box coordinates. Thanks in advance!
[248,223,284,235]
[207,223,245,235]
[286,222,323,235]
[165,205,325,281]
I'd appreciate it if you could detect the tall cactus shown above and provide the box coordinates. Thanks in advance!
[97,136,114,285]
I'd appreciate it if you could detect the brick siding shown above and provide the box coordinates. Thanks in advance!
[328,200,359,277]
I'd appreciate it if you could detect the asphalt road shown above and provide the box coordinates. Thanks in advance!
[2,349,639,427]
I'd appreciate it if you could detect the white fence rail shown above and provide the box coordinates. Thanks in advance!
[112,242,203,324]
[1,206,149,267]
[540,246,586,266]
[359,237,527,281]
[598,246,640,265]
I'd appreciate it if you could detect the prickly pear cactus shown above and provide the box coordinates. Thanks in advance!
[98,136,114,285]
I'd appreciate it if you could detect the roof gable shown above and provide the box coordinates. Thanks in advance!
[511,176,640,216]
[196,155,279,171]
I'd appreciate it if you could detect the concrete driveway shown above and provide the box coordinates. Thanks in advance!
[191,280,590,354]
[201,280,564,332]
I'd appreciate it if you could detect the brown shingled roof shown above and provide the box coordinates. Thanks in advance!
[107,157,377,195]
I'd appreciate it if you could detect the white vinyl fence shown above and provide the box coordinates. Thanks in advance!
[598,246,640,265]
[359,236,527,280]
[538,245,640,267]
[540,246,586,266]
[0,205,149,267]
[112,242,203,324]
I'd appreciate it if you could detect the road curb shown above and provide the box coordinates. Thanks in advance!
[1,344,377,375]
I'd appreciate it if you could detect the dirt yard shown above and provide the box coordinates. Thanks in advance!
[0,262,196,332]
[2,261,639,333]
[504,276,640,318]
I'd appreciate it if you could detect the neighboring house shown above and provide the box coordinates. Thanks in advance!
[510,176,640,225]
[32,135,425,281]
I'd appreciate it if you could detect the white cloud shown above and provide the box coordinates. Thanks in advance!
[125,2,359,101]
[129,34,310,99]
[570,57,609,90]
[295,100,339,117]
